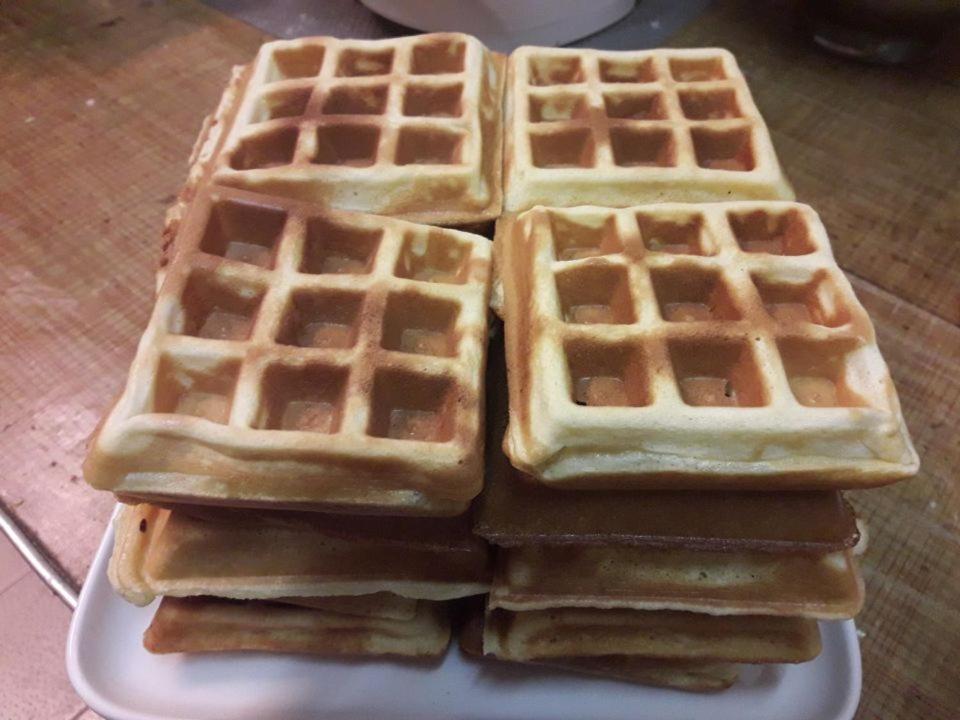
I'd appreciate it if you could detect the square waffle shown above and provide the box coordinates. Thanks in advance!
[210,34,504,226]
[109,504,491,606]
[476,472,861,552]
[497,202,918,487]
[489,545,864,620]
[144,596,450,657]
[459,612,738,691]
[483,607,821,663]
[84,188,492,515]
[503,47,793,211]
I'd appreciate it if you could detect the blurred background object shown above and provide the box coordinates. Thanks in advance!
[800,0,960,63]
[358,0,635,50]
[201,0,713,51]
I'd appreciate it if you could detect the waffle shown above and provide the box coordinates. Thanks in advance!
[109,504,491,606]
[459,612,737,691]
[476,473,860,552]
[202,34,504,226]
[503,47,793,212]
[144,596,450,657]
[84,190,492,514]
[490,545,863,619]
[484,607,820,663]
[497,202,918,487]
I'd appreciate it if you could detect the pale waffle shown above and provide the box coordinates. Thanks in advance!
[489,545,864,619]
[459,612,738,691]
[497,202,918,487]
[503,47,793,212]
[483,607,821,663]
[144,596,450,657]
[109,504,491,606]
[206,34,504,226]
[84,190,492,514]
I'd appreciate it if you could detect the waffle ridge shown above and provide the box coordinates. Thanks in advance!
[498,201,918,486]
[212,34,504,225]
[85,185,492,513]
[504,47,794,211]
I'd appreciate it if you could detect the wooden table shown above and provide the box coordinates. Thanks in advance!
[1,1,957,718]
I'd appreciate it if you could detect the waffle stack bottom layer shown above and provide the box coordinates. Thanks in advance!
[112,503,493,658]
[145,595,452,657]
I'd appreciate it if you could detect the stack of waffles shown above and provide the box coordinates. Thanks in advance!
[469,45,917,690]
[462,43,917,691]
[83,33,506,660]
[82,34,920,690]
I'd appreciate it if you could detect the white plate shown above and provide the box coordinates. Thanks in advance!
[67,511,862,720]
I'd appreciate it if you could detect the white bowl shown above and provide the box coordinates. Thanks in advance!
[359,0,637,51]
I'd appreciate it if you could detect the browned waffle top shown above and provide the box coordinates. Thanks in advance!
[144,595,451,658]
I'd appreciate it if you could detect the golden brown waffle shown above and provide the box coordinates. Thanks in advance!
[459,612,738,691]
[109,504,491,606]
[490,545,863,620]
[483,607,820,663]
[503,47,793,211]
[84,189,492,514]
[144,596,450,657]
[476,472,861,552]
[497,202,918,487]
[207,34,504,226]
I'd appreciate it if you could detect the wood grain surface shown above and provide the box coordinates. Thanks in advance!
[0,1,957,719]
